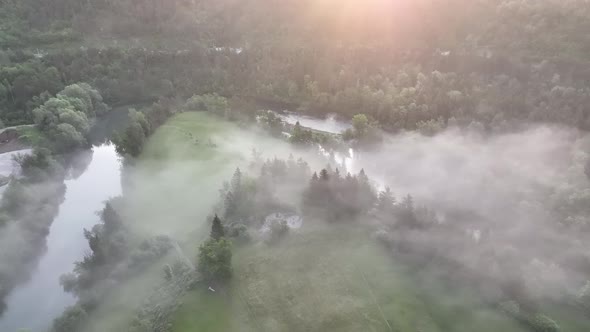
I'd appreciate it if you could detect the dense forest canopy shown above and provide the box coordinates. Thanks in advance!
[0,0,589,129]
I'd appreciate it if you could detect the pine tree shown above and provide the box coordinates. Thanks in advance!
[230,168,242,194]
[357,169,376,212]
[224,191,236,219]
[319,168,330,181]
[101,201,122,236]
[311,172,319,182]
[377,187,396,214]
[211,214,225,240]
[399,194,418,228]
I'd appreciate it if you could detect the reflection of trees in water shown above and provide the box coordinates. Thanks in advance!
[65,148,94,180]
[0,180,66,322]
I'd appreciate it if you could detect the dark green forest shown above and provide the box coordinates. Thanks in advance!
[1,0,590,130]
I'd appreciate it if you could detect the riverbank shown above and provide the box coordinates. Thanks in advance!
[0,144,122,332]
[0,101,132,330]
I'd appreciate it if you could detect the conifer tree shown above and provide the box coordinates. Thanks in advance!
[211,214,225,240]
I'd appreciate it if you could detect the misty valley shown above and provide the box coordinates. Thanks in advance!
[0,1,589,332]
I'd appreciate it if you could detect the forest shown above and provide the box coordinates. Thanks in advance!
[0,0,588,331]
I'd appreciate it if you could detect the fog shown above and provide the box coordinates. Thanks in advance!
[9,115,588,331]
[352,124,590,301]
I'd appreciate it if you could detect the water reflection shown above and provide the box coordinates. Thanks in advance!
[279,112,352,134]
[0,144,122,332]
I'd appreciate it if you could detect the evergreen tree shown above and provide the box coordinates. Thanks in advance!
[101,201,122,236]
[230,167,242,194]
[334,168,341,180]
[290,121,312,145]
[377,187,396,220]
[319,168,330,181]
[377,187,396,212]
[398,194,418,228]
[311,171,319,182]
[211,214,225,240]
[357,169,376,212]
[224,191,236,219]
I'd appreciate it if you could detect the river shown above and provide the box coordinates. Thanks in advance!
[0,144,122,332]
[279,112,352,134]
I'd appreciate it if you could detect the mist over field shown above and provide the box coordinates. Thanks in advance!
[356,125,590,296]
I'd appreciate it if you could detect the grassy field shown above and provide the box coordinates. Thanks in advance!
[170,222,527,332]
[82,112,533,332]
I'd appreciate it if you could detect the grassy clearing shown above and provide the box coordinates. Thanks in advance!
[122,111,247,239]
[82,112,529,332]
[171,222,527,332]
[16,125,46,146]
[122,111,322,239]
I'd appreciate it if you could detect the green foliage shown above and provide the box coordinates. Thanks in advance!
[528,314,560,332]
[30,83,106,152]
[184,94,229,117]
[14,148,64,182]
[113,101,179,158]
[256,110,284,137]
[222,167,258,222]
[352,114,369,136]
[289,121,313,145]
[57,83,108,117]
[113,109,150,157]
[58,197,174,320]
[130,260,197,332]
[376,187,396,219]
[198,206,233,282]
[210,214,225,241]
[197,238,232,283]
[0,60,64,125]
[52,123,86,151]
[499,300,521,317]
[226,223,250,244]
[304,168,376,222]
[50,305,88,332]
[500,300,560,332]
[267,219,289,244]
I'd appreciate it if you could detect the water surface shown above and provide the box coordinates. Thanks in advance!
[0,144,121,332]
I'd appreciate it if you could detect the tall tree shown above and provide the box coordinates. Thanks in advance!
[211,214,225,240]
[197,238,232,282]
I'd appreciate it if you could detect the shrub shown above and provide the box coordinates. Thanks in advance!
[528,314,560,332]
[267,219,289,244]
[197,238,232,282]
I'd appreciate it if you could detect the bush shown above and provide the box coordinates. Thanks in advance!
[197,238,232,282]
[528,314,560,332]
[50,305,88,332]
[499,301,560,332]
[184,94,229,116]
[15,148,64,182]
[227,223,251,243]
[499,300,520,317]
[267,219,289,244]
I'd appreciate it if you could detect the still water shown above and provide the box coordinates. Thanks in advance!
[0,144,122,332]
[279,112,352,134]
